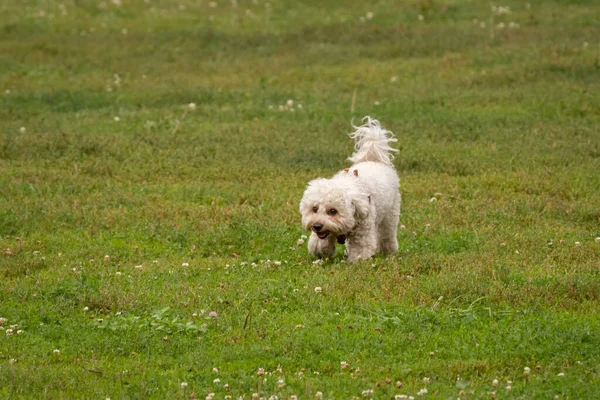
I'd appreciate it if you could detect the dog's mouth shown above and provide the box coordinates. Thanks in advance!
[315,230,330,239]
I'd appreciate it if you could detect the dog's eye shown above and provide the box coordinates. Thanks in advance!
[312,206,318,213]
[328,209,338,216]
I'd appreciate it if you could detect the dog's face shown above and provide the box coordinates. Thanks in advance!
[299,178,366,240]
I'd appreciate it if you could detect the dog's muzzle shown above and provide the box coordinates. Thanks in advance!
[312,223,330,239]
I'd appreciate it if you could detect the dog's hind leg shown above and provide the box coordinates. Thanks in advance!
[307,232,336,258]
[378,222,399,254]
[378,193,400,254]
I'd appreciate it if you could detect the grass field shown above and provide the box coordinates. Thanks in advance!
[1,0,600,398]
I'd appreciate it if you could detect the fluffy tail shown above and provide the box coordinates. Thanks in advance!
[347,117,398,167]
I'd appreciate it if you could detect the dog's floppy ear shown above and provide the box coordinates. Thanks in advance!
[352,195,370,221]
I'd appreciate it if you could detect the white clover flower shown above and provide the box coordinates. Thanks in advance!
[362,389,374,397]
[252,394,259,400]
[423,377,430,383]
[297,238,305,246]
[17,330,24,334]
[492,5,511,15]
[506,385,512,390]
[181,382,188,388]
[314,286,322,294]
[315,392,323,399]
[9,358,17,364]
[116,271,122,276]
[557,372,565,377]
[6,329,14,336]
[257,367,265,376]
[0,317,7,326]
[114,116,120,121]
[212,367,219,373]
[134,265,143,269]
[341,361,349,369]
[182,262,189,267]
[273,261,281,266]
[575,241,581,246]
[312,259,323,265]
[417,388,428,396]
[301,235,307,239]
[395,396,408,400]
[19,127,26,133]
[492,378,499,386]
[53,349,60,355]
[418,14,424,21]
[104,255,110,261]
[287,99,294,107]
[188,103,197,110]
[524,366,531,374]
[366,11,374,20]
[213,378,220,384]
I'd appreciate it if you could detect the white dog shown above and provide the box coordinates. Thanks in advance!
[299,117,401,262]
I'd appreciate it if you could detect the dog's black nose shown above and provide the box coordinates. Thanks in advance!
[312,223,323,232]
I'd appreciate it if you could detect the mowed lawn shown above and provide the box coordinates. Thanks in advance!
[1,0,600,398]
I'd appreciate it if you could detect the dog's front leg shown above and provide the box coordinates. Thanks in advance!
[307,232,336,258]
[345,226,377,262]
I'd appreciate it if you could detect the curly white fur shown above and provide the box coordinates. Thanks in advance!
[299,117,401,262]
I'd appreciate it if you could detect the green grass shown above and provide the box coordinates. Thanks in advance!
[1,0,600,398]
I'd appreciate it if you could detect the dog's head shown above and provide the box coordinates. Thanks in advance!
[299,178,369,240]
